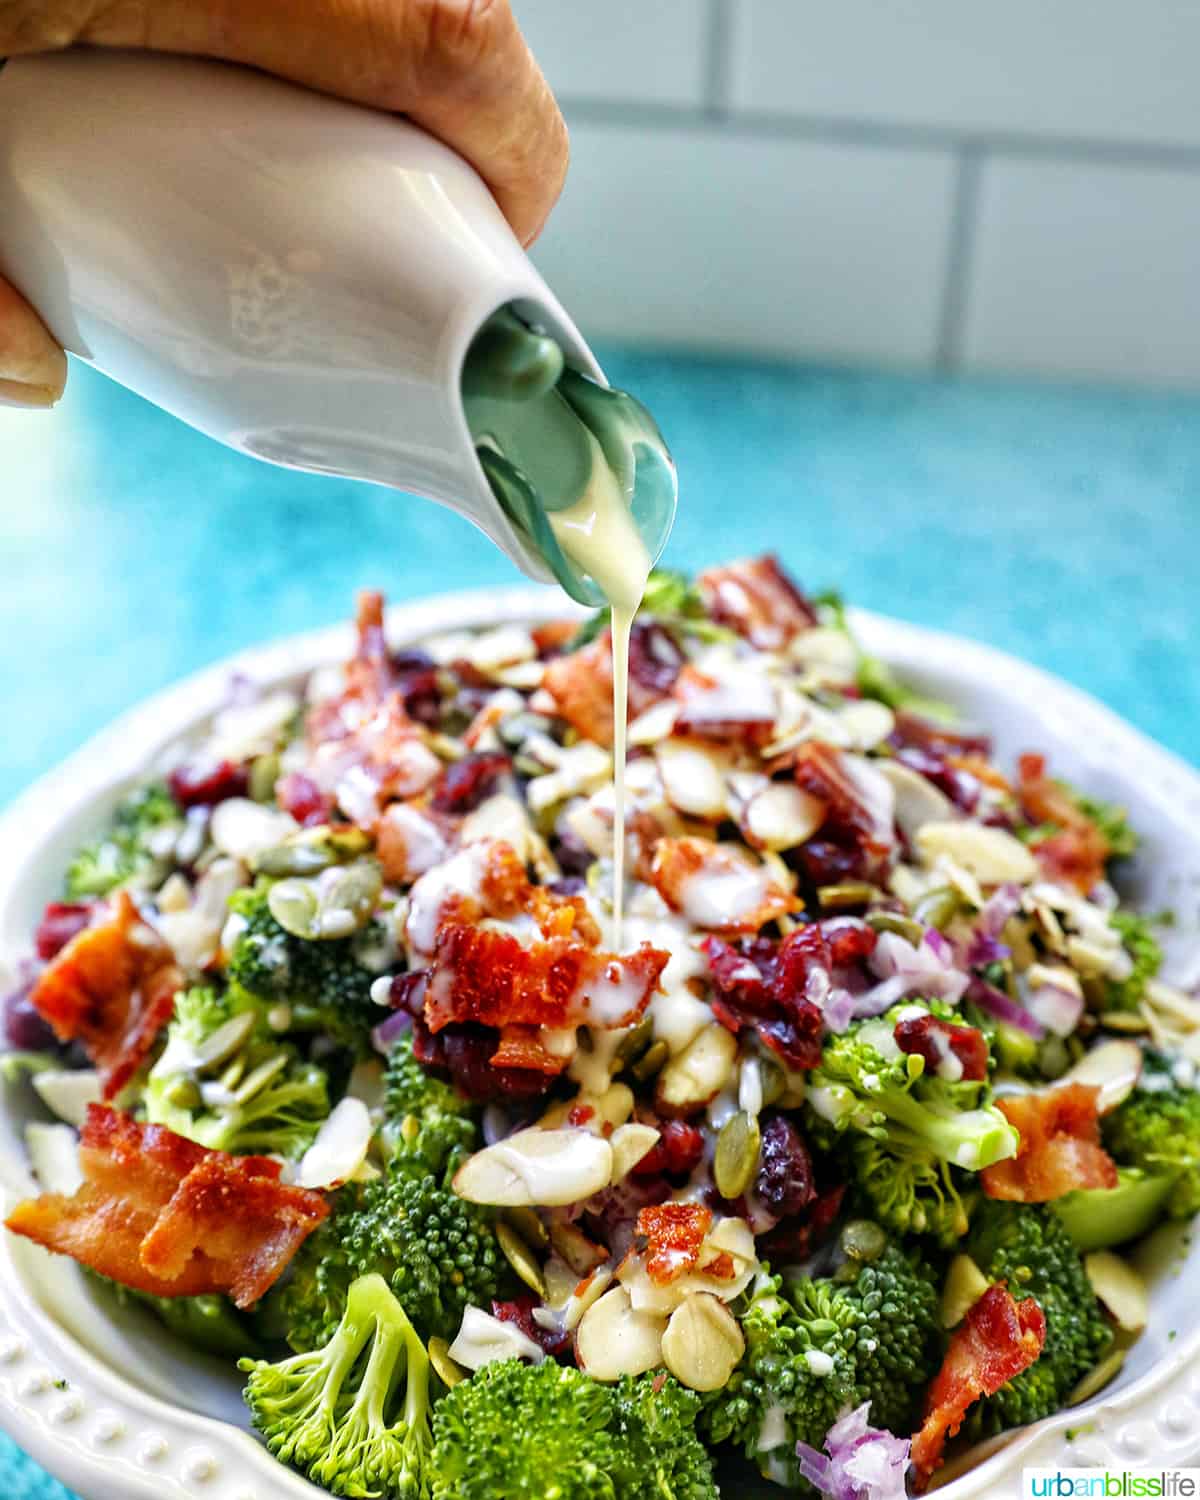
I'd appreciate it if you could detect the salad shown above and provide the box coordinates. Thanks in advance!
[3,556,1197,1500]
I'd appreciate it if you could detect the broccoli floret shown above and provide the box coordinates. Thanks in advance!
[145,985,329,1159]
[1072,791,1137,861]
[65,782,182,898]
[964,1201,1112,1436]
[278,1165,507,1351]
[241,1272,431,1499]
[1104,1067,1200,1217]
[806,1004,1019,1187]
[383,1031,479,1178]
[838,1239,941,1435]
[702,1269,860,1484]
[608,1374,718,1500]
[226,884,378,1052]
[108,1281,257,1358]
[431,1357,617,1500]
[1102,912,1164,1012]
[848,1132,971,1246]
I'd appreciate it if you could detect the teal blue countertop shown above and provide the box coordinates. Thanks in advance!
[1,349,1199,1496]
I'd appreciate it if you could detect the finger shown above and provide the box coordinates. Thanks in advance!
[3,0,569,246]
[0,273,67,407]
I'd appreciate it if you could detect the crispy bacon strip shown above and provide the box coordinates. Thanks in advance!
[425,924,667,1035]
[5,1106,328,1308]
[1017,752,1111,893]
[650,836,798,934]
[981,1083,1118,1203]
[911,1283,1047,1488]
[30,892,181,1099]
[542,630,668,748]
[636,1202,713,1285]
[696,555,816,649]
[788,742,892,859]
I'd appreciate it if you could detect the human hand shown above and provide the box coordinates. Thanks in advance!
[0,0,569,408]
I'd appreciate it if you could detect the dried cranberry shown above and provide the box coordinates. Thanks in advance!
[388,970,430,1017]
[631,1119,705,1179]
[759,1182,845,1262]
[627,621,684,696]
[891,710,991,759]
[391,649,441,725]
[431,752,511,815]
[547,875,587,898]
[895,746,980,815]
[550,824,596,879]
[796,838,873,887]
[755,1115,816,1219]
[417,1020,554,1102]
[894,1013,989,1082]
[493,1295,571,1360]
[754,1008,824,1071]
[167,757,247,808]
[821,917,878,967]
[3,981,58,1052]
[276,771,331,826]
[703,931,825,1070]
[35,902,92,960]
[701,936,771,1015]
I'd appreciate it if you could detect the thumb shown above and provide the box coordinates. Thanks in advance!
[0,274,67,407]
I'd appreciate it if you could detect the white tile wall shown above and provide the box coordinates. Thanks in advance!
[962,158,1200,386]
[531,123,955,365]
[513,0,710,108]
[510,0,1200,385]
[729,0,1200,149]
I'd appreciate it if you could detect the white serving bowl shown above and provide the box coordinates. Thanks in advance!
[1,586,1198,1500]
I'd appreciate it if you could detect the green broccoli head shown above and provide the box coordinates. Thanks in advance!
[1071,790,1137,861]
[837,1237,942,1435]
[848,1132,971,1247]
[430,1358,618,1500]
[145,985,329,1160]
[1103,1067,1200,1216]
[241,1272,431,1500]
[225,883,379,1052]
[279,1164,508,1351]
[1102,912,1164,1012]
[964,1200,1112,1436]
[383,1031,479,1179]
[609,1374,718,1500]
[806,1004,1019,1175]
[701,1269,859,1483]
[65,782,182,898]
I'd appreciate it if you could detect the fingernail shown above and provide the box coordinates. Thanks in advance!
[0,377,59,408]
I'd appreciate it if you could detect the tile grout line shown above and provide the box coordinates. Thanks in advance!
[935,146,983,373]
[703,0,734,120]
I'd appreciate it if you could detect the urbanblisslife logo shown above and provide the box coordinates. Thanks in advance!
[1025,1472,1200,1498]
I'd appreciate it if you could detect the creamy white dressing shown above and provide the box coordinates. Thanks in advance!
[548,431,652,950]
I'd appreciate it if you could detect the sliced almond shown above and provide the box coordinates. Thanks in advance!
[574,1286,666,1382]
[1067,1346,1127,1407]
[941,1254,990,1329]
[661,1293,745,1392]
[916,822,1039,886]
[31,1069,103,1129]
[610,1122,661,1181]
[1084,1251,1149,1333]
[452,1127,613,1208]
[296,1097,372,1190]
[655,1025,738,1118]
[549,1221,608,1278]
[539,1082,634,1135]
[448,1306,543,1371]
[656,740,730,820]
[563,1267,614,1333]
[209,797,298,861]
[25,1121,83,1195]
[496,1221,547,1298]
[741,782,826,852]
[1061,1040,1144,1114]
[837,699,895,752]
[629,699,680,746]
[876,761,957,841]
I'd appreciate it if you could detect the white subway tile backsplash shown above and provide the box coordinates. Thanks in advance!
[730,0,1200,150]
[531,123,955,364]
[513,0,709,108]
[962,157,1200,385]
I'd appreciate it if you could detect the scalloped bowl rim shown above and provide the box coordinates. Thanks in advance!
[1,584,1198,1500]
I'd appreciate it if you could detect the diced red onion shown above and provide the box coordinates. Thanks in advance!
[370,1009,413,1054]
[966,976,1044,1038]
[795,1402,911,1500]
[864,931,968,1007]
[978,883,1021,939]
[1024,983,1084,1038]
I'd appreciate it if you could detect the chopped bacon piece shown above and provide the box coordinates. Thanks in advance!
[696,555,817,649]
[911,1283,1047,1487]
[650,836,798,934]
[1017,753,1111,893]
[376,802,451,885]
[895,1013,989,1083]
[892,711,992,760]
[542,629,670,748]
[636,1202,712,1284]
[531,619,579,656]
[30,893,181,1099]
[413,1019,557,1102]
[490,1025,571,1076]
[981,1083,1118,1202]
[948,754,1012,795]
[34,901,94,961]
[425,924,667,1035]
[790,743,892,859]
[672,665,776,745]
[5,1106,327,1309]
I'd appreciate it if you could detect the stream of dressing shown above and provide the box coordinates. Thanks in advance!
[549,432,652,947]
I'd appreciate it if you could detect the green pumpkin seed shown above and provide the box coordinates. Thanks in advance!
[714,1111,761,1200]
[615,1017,654,1069]
[268,878,320,938]
[504,1206,550,1250]
[497,1221,547,1298]
[248,753,281,804]
[817,882,879,911]
[913,886,961,930]
[631,1039,670,1082]
[231,1052,289,1105]
[428,1337,467,1390]
[866,911,925,945]
[256,843,337,878]
[1066,1346,1126,1406]
[840,1219,887,1262]
[757,1056,787,1108]
[190,1011,257,1072]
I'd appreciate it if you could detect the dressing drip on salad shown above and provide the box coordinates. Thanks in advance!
[5,557,1197,1500]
